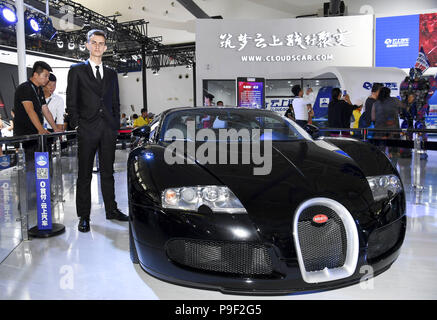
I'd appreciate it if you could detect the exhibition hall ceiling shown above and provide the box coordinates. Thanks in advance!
[73,0,326,44]
[74,0,437,44]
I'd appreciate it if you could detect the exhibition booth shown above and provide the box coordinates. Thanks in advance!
[0,0,436,300]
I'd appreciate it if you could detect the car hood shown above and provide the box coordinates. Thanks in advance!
[197,139,371,218]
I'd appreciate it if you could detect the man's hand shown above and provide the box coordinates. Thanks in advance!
[343,94,352,104]
[54,124,64,133]
[38,128,50,135]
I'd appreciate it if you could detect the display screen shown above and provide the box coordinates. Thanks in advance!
[375,12,437,68]
[237,78,265,108]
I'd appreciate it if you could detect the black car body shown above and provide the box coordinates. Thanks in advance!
[128,107,406,295]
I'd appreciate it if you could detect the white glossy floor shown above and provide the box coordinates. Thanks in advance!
[0,148,437,300]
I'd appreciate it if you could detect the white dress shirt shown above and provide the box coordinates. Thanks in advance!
[292,97,311,121]
[44,94,66,129]
[88,59,104,79]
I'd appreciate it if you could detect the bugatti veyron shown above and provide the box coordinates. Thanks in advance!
[128,107,406,294]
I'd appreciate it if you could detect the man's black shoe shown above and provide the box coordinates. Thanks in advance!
[78,217,90,232]
[106,208,129,221]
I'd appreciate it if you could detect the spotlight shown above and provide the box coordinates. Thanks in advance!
[79,43,86,51]
[56,40,64,48]
[119,57,127,63]
[40,17,57,40]
[24,11,40,35]
[106,22,115,32]
[68,41,75,50]
[0,5,17,27]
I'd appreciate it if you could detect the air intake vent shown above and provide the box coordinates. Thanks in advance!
[368,218,405,260]
[166,239,273,276]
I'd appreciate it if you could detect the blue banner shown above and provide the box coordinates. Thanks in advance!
[0,155,10,170]
[312,86,333,119]
[375,15,420,68]
[35,152,52,230]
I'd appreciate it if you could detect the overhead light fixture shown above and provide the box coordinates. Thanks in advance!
[24,11,41,35]
[40,16,57,40]
[68,41,75,50]
[106,22,115,32]
[0,4,17,27]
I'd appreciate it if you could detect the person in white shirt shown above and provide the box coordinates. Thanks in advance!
[291,84,312,128]
[43,73,65,132]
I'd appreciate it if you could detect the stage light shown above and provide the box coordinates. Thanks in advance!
[0,5,17,26]
[79,43,86,51]
[68,41,75,50]
[56,40,64,48]
[24,11,41,35]
[106,22,115,32]
[40,17,57,40]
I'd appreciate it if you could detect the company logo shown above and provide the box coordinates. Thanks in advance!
[320,98,330,107]
[384,38,410,48]
[36,155,47,167]
[313,214,329,224]
[363,82,398,91]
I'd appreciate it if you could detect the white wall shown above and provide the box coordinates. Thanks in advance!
[195,15,374,105]
[118,65,194,117]
[0,49,78,103]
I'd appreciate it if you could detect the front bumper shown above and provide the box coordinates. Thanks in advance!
[130,201,406,295]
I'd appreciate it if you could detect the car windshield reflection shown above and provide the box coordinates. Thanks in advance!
[160,108,310,142]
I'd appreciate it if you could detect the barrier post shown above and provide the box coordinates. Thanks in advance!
[28,135,65,238]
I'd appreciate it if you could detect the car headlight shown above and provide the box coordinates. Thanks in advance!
[366,175,403,201]
[162,186,247,214]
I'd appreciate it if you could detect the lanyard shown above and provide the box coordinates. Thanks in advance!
[29,81,43,109]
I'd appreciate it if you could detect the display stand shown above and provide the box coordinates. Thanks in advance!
[29,137,66,239]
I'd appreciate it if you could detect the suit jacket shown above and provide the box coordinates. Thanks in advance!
[66,60,120,131]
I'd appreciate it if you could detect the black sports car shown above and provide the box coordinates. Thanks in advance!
[128,107,406,294]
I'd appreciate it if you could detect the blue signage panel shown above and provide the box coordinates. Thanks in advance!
[375,15,420,68]
[0,155,11,170]
[312,86,333,119]
[35,152,52,230]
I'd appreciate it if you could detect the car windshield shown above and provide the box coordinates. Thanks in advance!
[160,108,311,142]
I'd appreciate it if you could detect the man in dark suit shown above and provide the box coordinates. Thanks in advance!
[66,29,128,233]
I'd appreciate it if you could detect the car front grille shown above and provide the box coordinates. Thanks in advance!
[297,205,348,272]
[367,218,405,260]
[166,239,273,276]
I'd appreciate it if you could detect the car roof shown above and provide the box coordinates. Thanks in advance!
[163,107,271,115]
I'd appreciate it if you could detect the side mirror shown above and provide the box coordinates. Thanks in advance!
[132,125,151,138]
[304,123,320,139]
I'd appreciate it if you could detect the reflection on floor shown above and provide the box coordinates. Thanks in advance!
[0,148,436,300]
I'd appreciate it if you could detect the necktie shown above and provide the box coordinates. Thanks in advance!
[95,66,102,84]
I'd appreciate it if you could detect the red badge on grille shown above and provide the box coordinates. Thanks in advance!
[313,214,328,224]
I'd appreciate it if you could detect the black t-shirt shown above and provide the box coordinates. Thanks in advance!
[328,99,355,128]
[13,80,46,136]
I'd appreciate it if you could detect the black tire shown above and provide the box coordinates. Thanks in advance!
[129,223,139,264]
